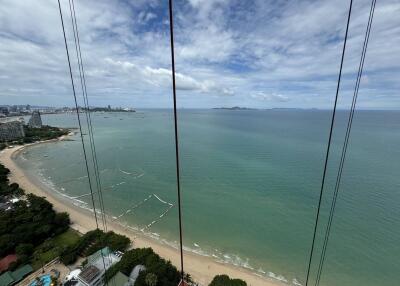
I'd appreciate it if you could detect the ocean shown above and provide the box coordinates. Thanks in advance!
[15,110,400,286]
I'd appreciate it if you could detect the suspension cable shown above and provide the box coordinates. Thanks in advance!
[66,2,113,285]
[304,0,353,285]
[314,1,377,285]
[168,0,185,280]
[67,0,108,233]
[57,0,99,229]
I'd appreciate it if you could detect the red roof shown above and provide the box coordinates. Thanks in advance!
[0,254,17,272]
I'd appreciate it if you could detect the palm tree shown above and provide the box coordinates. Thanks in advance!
[184,273,193,284]
[145,273,158,286]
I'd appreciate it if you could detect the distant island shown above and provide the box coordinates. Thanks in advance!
[212,106,257,110]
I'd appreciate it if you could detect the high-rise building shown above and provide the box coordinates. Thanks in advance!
[0,107,9,116]
[0,120,25,141]
[28,111,42,128]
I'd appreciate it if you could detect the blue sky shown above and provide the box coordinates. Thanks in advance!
[0,0,399,109]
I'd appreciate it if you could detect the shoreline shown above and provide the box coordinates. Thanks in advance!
[0,140,285,286]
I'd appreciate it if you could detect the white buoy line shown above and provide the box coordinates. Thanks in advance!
[112,193,175,233]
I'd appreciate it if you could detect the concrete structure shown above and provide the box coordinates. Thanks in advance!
[0,120,25,141]
[28,110,42,128]
[0,107,9,116]
[65,269,82,282]
[129,265,146,285]
[77,247,121,286]
[77,265,102,286]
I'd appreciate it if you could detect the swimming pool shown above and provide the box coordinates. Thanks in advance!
[29,274,52,286]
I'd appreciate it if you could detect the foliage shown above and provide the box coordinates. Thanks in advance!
[59,229,130,265]
[104,248,181,286]
[53,213,70,234]
[16,243,34,256]
[31,229,80,270]
[0,166,24,197]
[145,273,158,286]
[0,164,10,184]
[0,164,71,262]
[1,125,68,146]
[23,125,68,143]
[209,275,247,286]
[0,193,70,257]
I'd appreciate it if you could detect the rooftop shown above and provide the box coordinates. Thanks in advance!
[0,271,14,286]
[78,265,100,284]
[0,254,18,272]
[0,264,33,286]
[87,247,121,273]
[110,271,129,286]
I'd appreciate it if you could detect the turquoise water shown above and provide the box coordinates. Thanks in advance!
[29,274,51,286]
[16,110,400,286]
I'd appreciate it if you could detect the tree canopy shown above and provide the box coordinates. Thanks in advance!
[0,193,70,257]
[105,247,181,286]
[209,275,247,286]
[0,162,70,261]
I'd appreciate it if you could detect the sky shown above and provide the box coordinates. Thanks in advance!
[0,0,399,109]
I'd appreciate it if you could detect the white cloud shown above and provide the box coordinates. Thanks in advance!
[138,11,157,24]
[105,58,233,96]
[250,92,289,102]
[0,0,398,108]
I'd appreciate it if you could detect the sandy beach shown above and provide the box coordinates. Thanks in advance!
[0,141,284,286]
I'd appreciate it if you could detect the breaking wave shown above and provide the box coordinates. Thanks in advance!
[33,168,302,286]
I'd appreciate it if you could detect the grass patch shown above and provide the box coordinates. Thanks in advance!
[31,229,80,270]
[54,229,81,245]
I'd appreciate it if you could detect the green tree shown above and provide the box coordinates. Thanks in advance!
[209,275,246,286]
[16,243,34,256]
[184,273,193,284]
[54,213,70,234]
[145,273,158,286]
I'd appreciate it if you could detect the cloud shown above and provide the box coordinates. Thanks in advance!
[0,0,398,108]
[250,92,289,102]
[138,11,157,24]
[105,58,233,96]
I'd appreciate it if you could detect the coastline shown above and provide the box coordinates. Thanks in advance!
[0,140,284,286]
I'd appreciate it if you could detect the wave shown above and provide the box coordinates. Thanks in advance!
[268,272,288,283]
[119,168,132,175]
[118,168,145,180]
[34,171,300,286]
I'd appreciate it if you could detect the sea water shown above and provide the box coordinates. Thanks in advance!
[15,110,400,286]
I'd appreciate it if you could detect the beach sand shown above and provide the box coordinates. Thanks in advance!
[0,142,284,286]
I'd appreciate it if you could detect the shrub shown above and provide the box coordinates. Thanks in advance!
[209,275,247,286]
[16,243,34,256]
[105,248,180,286]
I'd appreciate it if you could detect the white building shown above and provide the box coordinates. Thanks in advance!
[77,247,121,286]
